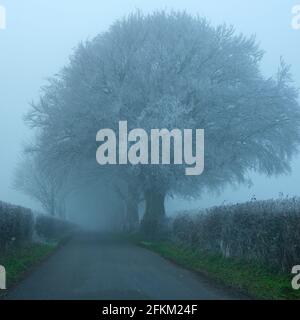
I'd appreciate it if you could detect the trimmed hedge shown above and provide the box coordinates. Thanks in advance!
[0,201,34,252]
[172,198,300,272]
[1,201,76,253]
[35,215,76,241]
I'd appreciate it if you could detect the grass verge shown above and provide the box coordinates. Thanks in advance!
[138,240,300,300]
[0,243,57,291]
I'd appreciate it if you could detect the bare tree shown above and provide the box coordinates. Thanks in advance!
[14,155,68,218]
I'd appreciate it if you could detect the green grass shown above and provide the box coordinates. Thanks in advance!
[139,240,300,300]
[0,243,56,289]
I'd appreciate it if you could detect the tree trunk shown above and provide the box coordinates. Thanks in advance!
[124,198,139,232]
[58,199,66,219]
[49,197,55,216]
[141,189,166,237]
[49,187,56,216]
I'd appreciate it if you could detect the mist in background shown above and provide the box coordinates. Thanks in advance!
[0,0,300,217]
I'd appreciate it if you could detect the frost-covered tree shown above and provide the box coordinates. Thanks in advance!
[71,160,142,231]
[27,11,300,235]
[14,155,68,218]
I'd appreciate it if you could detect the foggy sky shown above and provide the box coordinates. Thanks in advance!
[0,0,300,213]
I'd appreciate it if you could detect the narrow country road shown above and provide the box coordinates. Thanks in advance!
[6,233,247,300]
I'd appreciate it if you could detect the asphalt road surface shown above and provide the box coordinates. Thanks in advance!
[6,233,247,300]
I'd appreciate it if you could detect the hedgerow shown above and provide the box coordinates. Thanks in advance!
[172,198,300,272]
[0,201,75,254]
[35,215,76,241]
[0,201,34,252]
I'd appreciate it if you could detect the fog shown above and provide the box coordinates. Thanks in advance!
[1,0,300,223]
